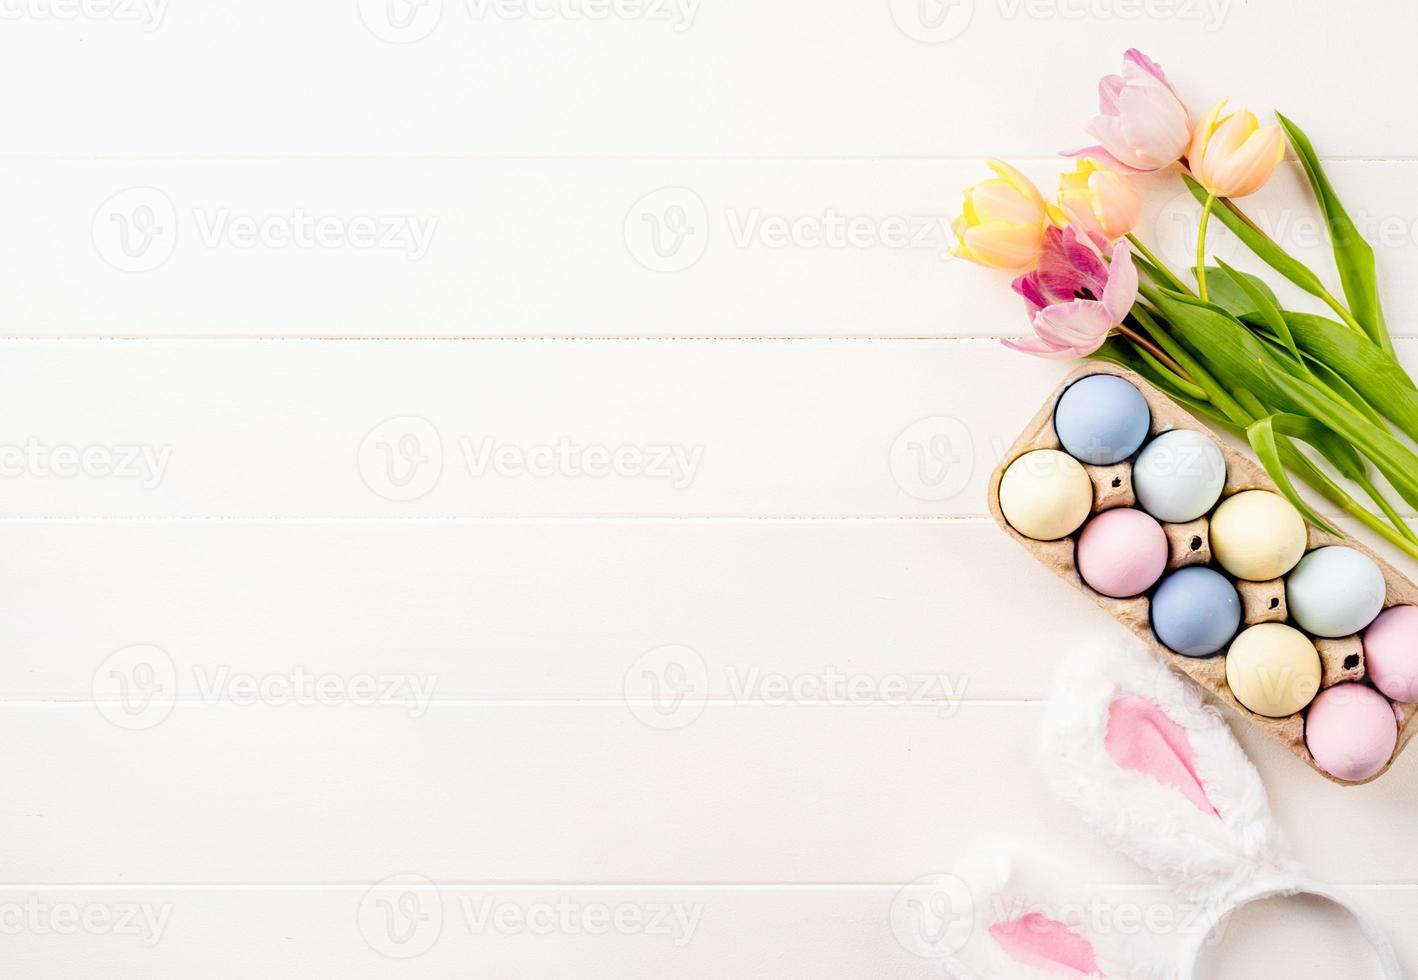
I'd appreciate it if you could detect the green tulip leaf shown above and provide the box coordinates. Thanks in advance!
[1213,259,1296,357]
[1276,112,1392,354]
[1246,415,1341,534]
[1244,310,1418,439]
[1143,283,1418,510]
[1199,262,1281,321]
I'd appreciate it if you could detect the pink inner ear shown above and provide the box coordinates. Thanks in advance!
[1104,696,1218,816]
[989,914,1101,977]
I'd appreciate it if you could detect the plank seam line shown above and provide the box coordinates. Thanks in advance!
[0,880,1408,889]
[0,515,1001,523]
[1,335,1417,343]
[0,154,1393,163]
[0,697,1043,707]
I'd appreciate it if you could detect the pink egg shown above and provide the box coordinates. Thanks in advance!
[1305,683,1398,782]
[1364,605,1418,703]
[1075,508,1168,599]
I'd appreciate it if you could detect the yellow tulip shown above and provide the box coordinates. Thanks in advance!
[1188,100,1286,199]
[952,160,1048,270]
[1049,160,1141,243]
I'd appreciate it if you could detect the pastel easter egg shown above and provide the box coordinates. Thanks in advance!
[1150,566,1242,657]
[1225,622,1321,717]
[1132,428,1227,523]
[1286,546,1386,638]
[1052,374,1151,465]
[998,449,1093,541]
[1209,490,1307,581]
[1075,508,1168,598]
[1363,605,1418,703]
[1305,682,1397,782]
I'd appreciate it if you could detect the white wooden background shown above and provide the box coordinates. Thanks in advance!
[3,1,1417,976]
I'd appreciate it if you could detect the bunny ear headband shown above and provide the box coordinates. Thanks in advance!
[936,642,1400,980]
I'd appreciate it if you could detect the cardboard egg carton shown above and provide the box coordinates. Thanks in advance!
[988,363,1418,785]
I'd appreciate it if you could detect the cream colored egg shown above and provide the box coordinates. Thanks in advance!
[1225,622,1321,717]
[1209,490,1307,580]
[998,449,1093,541]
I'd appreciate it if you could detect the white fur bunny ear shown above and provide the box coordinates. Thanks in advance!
[933,853,1166,980]
[1043,641,1299,906]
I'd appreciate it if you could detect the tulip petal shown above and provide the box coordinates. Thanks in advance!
[1059,227,1109,282]
[1206,110,1255,161]
[969,178,1044,226]
[1061,143,1144,174]
[960,222,1043,270]
[1012,273,1049,316]
[1085,168,1142,239]
[1098,73,1125,115]
[1001,335,1079,359]
[1207,124,1286,198]
[987,160,1047,211]
[1188,100,1227,178]
[1123,49,1176,95]
[1101,239,1139,322]
[1033,300,1114,355]
[1085,113,1137,168]
[1116,84,1191,169]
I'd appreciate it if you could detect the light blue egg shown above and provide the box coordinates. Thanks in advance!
[1053,375,1151,465]
[1150,566,1241,657]
[1133,429,1227,523]
[1286,546,1386,637]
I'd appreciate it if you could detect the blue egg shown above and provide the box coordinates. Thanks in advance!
[1286,546,1386,638]
[1053,375,1151,465]
[1150,566,1242,658]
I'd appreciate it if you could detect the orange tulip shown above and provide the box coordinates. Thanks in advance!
[1188,100,1286,199]
[1050,160,1141,244]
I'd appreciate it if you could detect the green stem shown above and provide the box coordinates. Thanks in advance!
[1125,234,1192,295]
[1285,448,1418,560]
[1116,323,1185,377]
[1130,344,1208,400]
[1319,290,1370,338]
[1195,193,1216,303]
[1353,473,1418,544]
[1130,300,1250,426]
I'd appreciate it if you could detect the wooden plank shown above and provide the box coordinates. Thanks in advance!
[0,2,1410,158]
[1,701,1414,884]
[1,338,1417,521]
[0,880,1408,979]
[3,160,1418,337]
[0,519,1099,701]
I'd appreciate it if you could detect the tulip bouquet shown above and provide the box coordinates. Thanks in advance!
[957,49,1418,560]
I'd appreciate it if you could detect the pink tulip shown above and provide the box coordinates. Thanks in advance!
[1065,49,1190,174]
[1002,226,1138,359]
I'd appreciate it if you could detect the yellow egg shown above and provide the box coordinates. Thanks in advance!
[1225,623,1321,717]
[998,449,1093,541]
[1209,490,1307,580]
